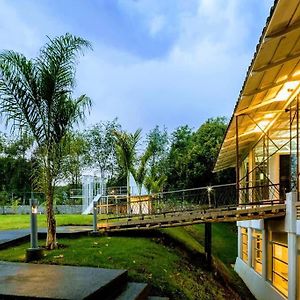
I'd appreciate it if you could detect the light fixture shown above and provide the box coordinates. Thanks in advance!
[274,81,299,101]
[26,197,43,262]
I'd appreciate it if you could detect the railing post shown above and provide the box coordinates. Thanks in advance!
[235,115,240,205]
[93,200,98,233]
[205,222,212,269]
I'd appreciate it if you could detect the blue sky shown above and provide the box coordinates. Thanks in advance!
[0,0,273,133]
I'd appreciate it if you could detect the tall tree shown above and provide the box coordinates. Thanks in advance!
[85,119,121,179]
[0,33,92,249]
[133,147,152,196]
[114,129,141,210]
[165,118,235,189]
[146,126,169,192]
[61,131,88,187]
[166,125,193,189]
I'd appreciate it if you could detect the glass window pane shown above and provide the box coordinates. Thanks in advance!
[271,240,288,297]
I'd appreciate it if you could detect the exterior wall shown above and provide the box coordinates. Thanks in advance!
[269,154,279,187]
[0,205,83,215]
[235,193,299,300]
[235,257,285,300]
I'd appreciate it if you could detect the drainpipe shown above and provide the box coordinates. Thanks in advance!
[285,192,297,300]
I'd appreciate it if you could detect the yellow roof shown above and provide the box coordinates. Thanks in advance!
[214,0,300,172]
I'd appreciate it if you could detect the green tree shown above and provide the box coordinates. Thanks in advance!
[0,133,34,204]
[133,147,152,196]
[61,132,88,187]
[0,33,92,249]
[188,117,234,186]
[165,118,235,189]
[166,125,192,189]
[114,129,141,211]
[85,119,121,179]
[145,126,169,193]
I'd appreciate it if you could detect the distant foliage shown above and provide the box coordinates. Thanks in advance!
[166,117,235,189]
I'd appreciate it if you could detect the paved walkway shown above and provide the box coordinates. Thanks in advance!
[0,226,92,249]
[0,261,127,299]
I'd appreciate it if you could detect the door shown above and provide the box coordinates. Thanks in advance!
[279,155,290,200]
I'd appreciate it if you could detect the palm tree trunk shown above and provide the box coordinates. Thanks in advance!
[45,180,57,249]
[127,172,131,214]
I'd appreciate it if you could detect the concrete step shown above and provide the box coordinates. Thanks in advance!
[116,282,149,300]
[0,261,128,300]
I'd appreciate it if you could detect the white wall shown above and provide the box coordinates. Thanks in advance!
[235,258,285,300]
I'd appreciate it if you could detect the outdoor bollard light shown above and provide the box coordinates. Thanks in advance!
[26,198,43,262]
[30,198,38,248]
[90,200,100,236]
[93,200,98,232]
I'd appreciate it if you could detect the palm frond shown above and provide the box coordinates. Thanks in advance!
[0,51,45,143]
[36,33,92,105]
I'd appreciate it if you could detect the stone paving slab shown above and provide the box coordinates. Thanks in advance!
[0,226,93,249]
[0,261,128,299]
[0,229,30,249]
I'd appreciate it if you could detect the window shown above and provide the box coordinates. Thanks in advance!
[252,230,262,274]
[241,227,248,263]
[269,232,288,297]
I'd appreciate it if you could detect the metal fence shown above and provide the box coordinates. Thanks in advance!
[97,183,237,219]
[96,182,287,221]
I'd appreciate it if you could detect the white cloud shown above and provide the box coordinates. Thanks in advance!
[149,15,166,37]
[0,0,272,134]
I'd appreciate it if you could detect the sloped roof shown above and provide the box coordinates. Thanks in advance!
[214,0,300,172]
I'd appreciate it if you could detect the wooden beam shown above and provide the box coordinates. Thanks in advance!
[265,21,300,40]
[243,75,300,97]
[253,52,300,73]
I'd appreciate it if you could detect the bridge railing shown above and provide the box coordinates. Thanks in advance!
[238,183,282,204]
[97,183,239,220]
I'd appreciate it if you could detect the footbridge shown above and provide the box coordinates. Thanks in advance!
[95,183,286,232]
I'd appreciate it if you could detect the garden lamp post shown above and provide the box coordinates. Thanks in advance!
[93,200,98,233]
[90,200,100,236]
[26,197,43,262]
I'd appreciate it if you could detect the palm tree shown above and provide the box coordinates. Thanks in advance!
[0,33,92,249]
[114,129,141,213]
[134,148,152,196]
[133,148,153,214]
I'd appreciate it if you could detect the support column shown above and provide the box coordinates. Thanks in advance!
[237,226,242,258]
[235,115,240,204]
[248,227,252,267]
[286,192,297,300]
[205,223,212,269]
[261,227,267,280]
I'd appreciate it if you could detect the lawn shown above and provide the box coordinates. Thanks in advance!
[0,216,252,299]
[0,214,93,230]
[0,234,235,299]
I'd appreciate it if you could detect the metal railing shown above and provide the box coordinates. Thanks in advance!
[239,183,282,204]
[97,183,238,219]
[96,182,287,221]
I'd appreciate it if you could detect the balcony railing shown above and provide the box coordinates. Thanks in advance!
[238,182,282,204]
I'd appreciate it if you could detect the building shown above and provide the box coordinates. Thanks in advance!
[214,1,300,299]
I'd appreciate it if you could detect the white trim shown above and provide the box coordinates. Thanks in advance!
[235,257,286,300]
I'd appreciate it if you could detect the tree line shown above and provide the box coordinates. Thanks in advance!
[0,33,234,249]
[0,117,234,202]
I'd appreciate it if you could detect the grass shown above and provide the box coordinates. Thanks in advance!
[0,234,235,299]
[185,223,237,265]
[0,215,252,299]
[0,214,93,230]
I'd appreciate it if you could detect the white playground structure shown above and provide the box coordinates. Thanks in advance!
[78,173,148,214]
